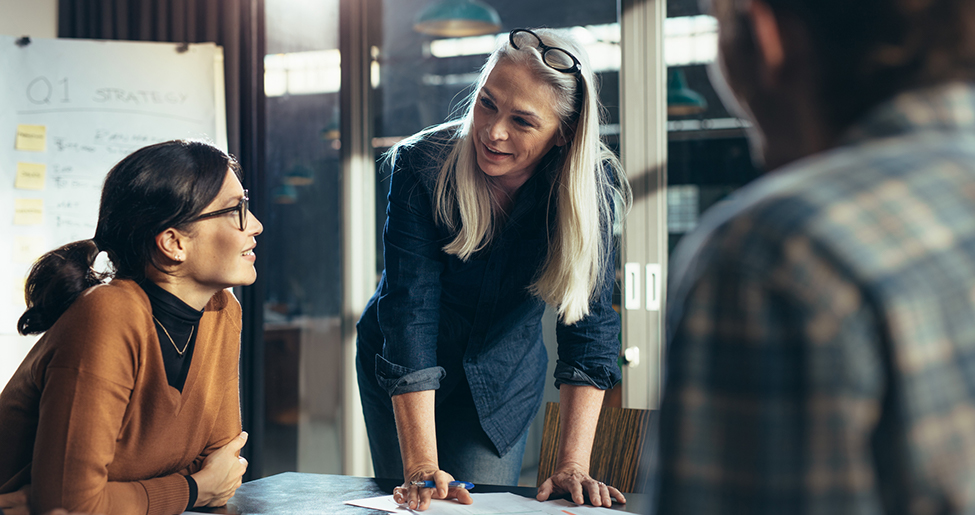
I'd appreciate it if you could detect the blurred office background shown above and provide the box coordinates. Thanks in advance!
[1,0,760,483]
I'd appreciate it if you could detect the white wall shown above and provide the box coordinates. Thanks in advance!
[0,0,57,389]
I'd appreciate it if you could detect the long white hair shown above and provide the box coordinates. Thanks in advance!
[392,28,631,325]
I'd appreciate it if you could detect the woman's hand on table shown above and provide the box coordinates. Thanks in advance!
[0,486,97,515]
[536,464,625,507]
[191,431,249,507]
[0,485,28,515]
[393,467,473,511]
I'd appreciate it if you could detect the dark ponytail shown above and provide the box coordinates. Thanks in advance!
[18,240,107,335]
[16,139,235,335]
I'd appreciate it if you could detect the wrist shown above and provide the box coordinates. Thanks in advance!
[403,462,440,481]
[184,475,199,511]
[555,459,589,474]
[189,471,211,507]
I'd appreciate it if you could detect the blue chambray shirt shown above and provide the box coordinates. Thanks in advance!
[356,130,622,456]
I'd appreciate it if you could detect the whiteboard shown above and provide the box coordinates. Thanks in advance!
[0,36,227,336]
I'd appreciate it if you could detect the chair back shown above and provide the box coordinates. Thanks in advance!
[536,401,657,493]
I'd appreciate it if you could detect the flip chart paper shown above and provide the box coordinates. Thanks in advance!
[11,278,25,308]
[13,236,45,264]
[0,36,223,343]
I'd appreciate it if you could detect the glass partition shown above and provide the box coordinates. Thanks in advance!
[262,0,344,475]
[665,0,761,254]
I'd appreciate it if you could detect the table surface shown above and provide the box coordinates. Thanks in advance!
[200,472,650,514]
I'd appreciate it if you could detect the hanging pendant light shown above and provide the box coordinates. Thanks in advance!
[667,68,708,116]
[414,0,502,38]
[272,183,299,204]
[284,164,315,186]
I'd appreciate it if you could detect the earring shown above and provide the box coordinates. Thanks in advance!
[174,254,183,262]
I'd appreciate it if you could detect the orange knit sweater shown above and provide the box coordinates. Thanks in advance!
[0,279,242,515]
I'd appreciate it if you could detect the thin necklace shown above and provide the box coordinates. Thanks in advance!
[152,314,194,356]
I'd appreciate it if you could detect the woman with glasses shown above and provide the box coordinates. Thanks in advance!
[0,140,263,515]
[356,28,631,510]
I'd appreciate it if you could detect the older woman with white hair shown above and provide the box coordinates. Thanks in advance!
[356,27,631,511]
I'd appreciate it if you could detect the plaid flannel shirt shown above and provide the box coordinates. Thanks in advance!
[657,83,975,514]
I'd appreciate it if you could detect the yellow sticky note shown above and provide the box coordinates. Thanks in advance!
[13,198,43,225]
[14,236,46,264]
[15,124,47,152]
[15,162,46,190]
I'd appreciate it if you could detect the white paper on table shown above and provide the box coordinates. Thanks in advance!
[543,498,625,514]
[343,492,621,514]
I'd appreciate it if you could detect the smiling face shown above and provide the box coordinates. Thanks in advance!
[181,168,263,292]
[472,60,565,194]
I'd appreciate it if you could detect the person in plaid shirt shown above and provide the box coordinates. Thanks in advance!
[657,0,975,513]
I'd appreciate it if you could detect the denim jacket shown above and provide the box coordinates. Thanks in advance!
[356,130,622,456]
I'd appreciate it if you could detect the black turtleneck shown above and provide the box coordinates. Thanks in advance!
[139,280,203,393]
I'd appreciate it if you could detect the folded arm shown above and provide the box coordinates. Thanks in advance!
[32,368,191,515]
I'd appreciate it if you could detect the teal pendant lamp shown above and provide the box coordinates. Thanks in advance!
[272,184,299,204]
[414,0,502,37]
[284,164,315,186]
[320,108,341,141]
[667,68,708,116]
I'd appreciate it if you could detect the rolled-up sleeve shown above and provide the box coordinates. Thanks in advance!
[376,356,446,396]
[375,145,449,396]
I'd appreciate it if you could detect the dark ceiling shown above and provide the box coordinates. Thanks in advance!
[667,0,707,18]
[487,0,616,29]
[470,0,708,30]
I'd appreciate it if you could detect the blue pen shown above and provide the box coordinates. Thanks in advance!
[410,480,475,490]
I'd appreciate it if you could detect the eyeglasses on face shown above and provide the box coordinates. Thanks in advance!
[509,29,582,75]
[187,190,249,231]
